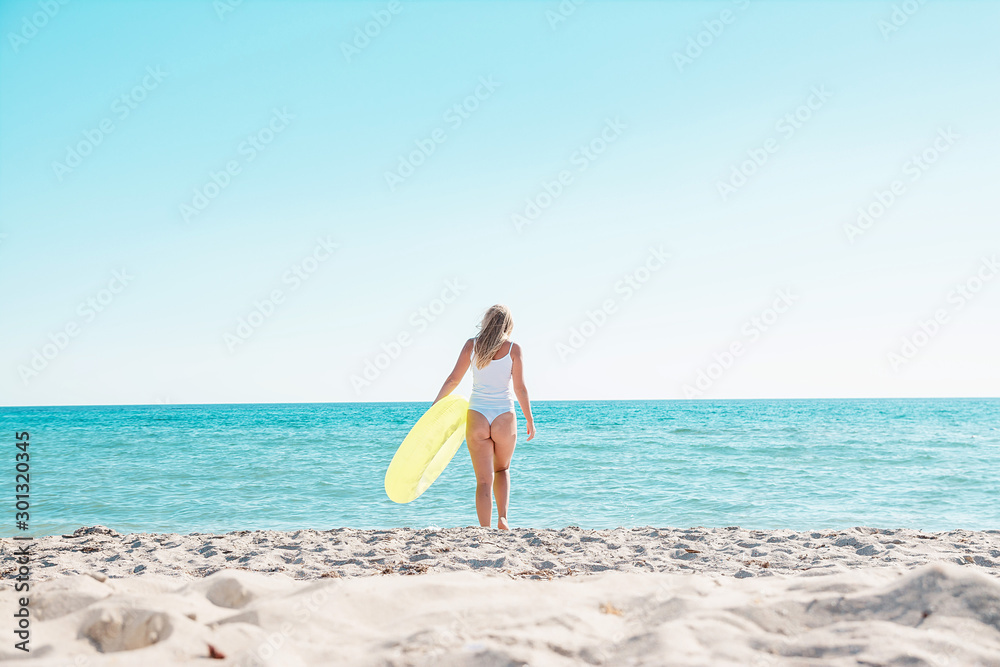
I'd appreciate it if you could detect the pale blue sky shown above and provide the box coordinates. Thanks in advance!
[1,0,998,406]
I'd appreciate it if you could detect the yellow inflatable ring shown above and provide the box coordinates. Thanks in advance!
[384,394,469,503]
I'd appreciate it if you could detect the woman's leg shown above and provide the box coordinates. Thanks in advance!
[466,410,495,527]
[489,411,517,530]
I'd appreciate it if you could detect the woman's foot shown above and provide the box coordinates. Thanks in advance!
[497,516,509,530]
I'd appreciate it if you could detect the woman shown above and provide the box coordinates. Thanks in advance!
[434,305,535,530]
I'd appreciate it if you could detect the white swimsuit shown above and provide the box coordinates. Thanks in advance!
[468,339,515,424]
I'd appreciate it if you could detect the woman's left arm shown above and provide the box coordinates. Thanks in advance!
[433,338,473,404]
[511,343,535,441]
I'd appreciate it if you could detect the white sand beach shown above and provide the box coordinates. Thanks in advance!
[2,525,999,665]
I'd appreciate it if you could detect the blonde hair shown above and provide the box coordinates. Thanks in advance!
[474,305,513,369]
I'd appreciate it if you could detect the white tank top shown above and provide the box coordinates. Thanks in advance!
[470,339,514,402]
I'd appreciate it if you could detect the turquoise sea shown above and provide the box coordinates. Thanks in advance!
[1,398,997,537]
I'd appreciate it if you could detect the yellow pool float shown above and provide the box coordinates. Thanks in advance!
[384,394,469,503]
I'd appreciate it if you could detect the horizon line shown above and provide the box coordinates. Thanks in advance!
[2,396,999,410]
